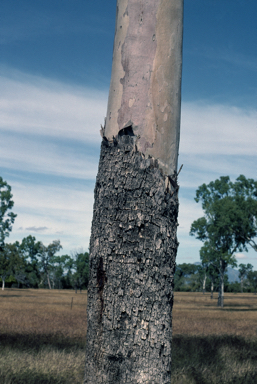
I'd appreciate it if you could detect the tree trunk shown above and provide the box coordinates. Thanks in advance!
[240,276,244,293]
[202,273,206,294]
[85,137,179,383]
[218,260,225,307]
[1,278,5,291]
[47,273,52,290]
[210,280,214,299]
[85,1,183,383]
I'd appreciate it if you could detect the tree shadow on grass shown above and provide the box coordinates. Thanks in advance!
[0,333,85,384]
[0,372,69,384]
[0,332,85,353]
[172,335,257,384]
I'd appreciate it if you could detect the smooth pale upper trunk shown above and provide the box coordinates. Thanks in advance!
[104,0,183,176]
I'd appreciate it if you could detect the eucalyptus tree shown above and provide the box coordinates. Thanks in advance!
[19,235,41,287]
[85,0,184,382]
[38,240,62,289]
[238,263,253,293]
[0,177,17,249]
[51,254,71,290]
[71,251,89,293]
[0,243,17,290]
[206,263,219,299]
[199,241,237,306]
[196,264,207,294]
[248,270,257,294]
[190,175,257,307]
[174,263,198,291]
[0,177,17,289]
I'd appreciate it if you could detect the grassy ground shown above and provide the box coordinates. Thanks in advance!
[0,289,256,383]
[0,289,87,384]
[171,293,257,383]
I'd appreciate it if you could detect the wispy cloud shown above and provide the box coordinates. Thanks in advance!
[187,45,257,73]
[0,69,107,142]
[9,180,95,252]
[235,253,247,259]
[0,130,99,179]
[25,226,48,232]
[180,102,257,156]
[0,69,106,178]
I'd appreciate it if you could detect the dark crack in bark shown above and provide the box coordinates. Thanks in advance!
[85,134,179,384]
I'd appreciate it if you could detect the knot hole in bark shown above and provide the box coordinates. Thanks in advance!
[118,125,135,137]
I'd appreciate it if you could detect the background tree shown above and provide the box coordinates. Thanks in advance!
[0,243,17,290]
[196,264,208,294]
[238,263,253,293]
[19,235,41,287]
[85,0,184,382]
[190,175,257,306]
[205,263,219,299]
[10,241,30,288]
[0,177,17,249]
[248,270,257,294]
[199,241,237,306]
[51,254,72,289]
[71,251,89,293]
[232,175,257,251]
[38,240,62,289]
[174,263,198,291]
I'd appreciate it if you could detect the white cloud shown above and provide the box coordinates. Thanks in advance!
[9,180,95,253]
[180,102,257,156]
[0,69,106,179]
[0,130,99,179]
[235,253,247,259]
[0,69,107,143]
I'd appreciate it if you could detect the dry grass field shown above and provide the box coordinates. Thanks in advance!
[0,289,257,383]
[171,293,257,384]
[0,289,87,384]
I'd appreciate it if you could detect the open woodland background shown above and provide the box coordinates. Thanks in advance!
[0,289,256,384]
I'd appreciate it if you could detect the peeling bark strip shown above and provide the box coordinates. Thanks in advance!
[84,135,179,384]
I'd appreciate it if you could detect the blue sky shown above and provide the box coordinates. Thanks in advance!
[0,0,256,268]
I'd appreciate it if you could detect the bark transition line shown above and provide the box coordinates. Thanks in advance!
[85,133,179,384]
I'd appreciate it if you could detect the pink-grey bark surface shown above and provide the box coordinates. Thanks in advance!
[104,0,183,175]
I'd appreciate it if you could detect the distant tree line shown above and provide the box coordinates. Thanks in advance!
[174,262,257,294]
[1,174,256,298]
[0,235,89,291]
[0,176,89,291]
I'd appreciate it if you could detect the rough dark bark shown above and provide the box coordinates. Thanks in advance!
[84,134,179,384]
